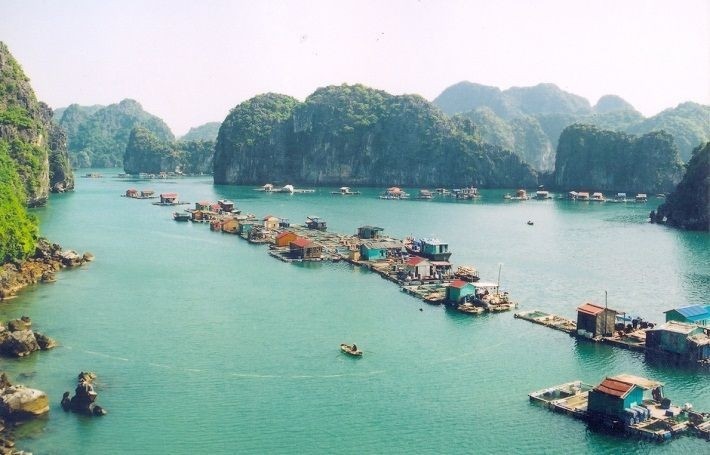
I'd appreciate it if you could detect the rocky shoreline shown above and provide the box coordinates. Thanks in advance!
[0,239,94,453]
[0,239,93,302]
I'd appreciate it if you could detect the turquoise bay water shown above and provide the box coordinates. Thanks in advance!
[1,172,708,454]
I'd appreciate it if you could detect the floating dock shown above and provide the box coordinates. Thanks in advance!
[529,375,710,442]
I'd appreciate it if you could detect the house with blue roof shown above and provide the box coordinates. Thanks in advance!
[664,305,710,326]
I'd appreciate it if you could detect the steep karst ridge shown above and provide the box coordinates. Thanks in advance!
[123,126,213,175]
[180,122,221,142]
[0,41,74,206]
[434,81,709,167]
[59,99,174,168]
[654,142,709,231]
[553,124,684,193]
[213,84,538,188]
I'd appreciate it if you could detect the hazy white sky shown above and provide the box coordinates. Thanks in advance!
[2,0,708,135]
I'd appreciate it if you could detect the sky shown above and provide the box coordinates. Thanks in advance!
[2,0,708,136]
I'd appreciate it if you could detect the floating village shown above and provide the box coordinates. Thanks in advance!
[123,185,709,443]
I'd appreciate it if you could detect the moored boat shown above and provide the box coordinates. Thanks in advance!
[173,211,190,221]
[340,343,362,356]
[331,186,360,195]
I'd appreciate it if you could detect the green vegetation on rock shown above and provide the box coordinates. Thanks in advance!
[123,126,214,175]
[655,142,709,231]
[214,84,537,187]
[553,124,684,193]
[434,81,710,169]
[63,99,174,168]
[0,41,73,206]
[180,122,221,142]
[0,141,38,262]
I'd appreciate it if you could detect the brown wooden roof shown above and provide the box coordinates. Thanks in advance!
[594,378,635,398]
[577,302,605,316]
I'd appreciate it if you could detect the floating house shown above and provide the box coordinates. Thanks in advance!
[274,231,298,248]
[289,237,323,259]
[359,240,404,261]
[664,305,710,326]
[404,256,432,280]
[646,321,710,363]
[418,189,433,199]
[591,192,605,202]
[635,193,648,203]
[576,192,590,201]
[419,238,451,261]
[263,215,280,230]
[221,218,239,234]
[160,192,179,204]
[305,216,327,231]
[446,280,477,303]
[238,221,256,236]
[535,190,550,199]
[587,376,652,423]
[357,226,384,240]
[218,199,235,212]
[125,188,138,198]
[278,218,290,228]
[195,200,211,211]
[576,303,617,338]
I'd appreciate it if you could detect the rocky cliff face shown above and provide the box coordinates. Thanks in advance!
[654,142,709,231]
[214,85,537,188]
[554,124,684,193]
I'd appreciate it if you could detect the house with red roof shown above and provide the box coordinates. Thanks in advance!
[588,377,643,419]
[576,302,617,338]
[289,237,323,259]
[446,279,477,303]
[274,231,298,247]
[404,256,432,280]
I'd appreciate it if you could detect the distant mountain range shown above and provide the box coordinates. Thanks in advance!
[433,81,709,168]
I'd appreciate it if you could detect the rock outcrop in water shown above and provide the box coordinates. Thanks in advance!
[59,98,174,168]
[62,372,106,416]
[123,126,213,174]
[0,316,56,358]
[0,373,49,420]
[653,142,709,231]
[553,124,684,193]
[214,84,537,187]
[0,41,74,206]
[0,238,93,301]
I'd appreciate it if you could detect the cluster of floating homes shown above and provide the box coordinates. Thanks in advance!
[530,373,710,441]
[126,187,706,444]
[517,303,710,365]
[503,188,651,202]
[142,191,517,312]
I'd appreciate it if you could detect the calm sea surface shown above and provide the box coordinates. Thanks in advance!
[2,171,708,454]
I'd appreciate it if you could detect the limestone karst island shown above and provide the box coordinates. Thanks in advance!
[1,1,709,453]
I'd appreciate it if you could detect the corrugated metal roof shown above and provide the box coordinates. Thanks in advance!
[648,321,700,335]
[161,192,178,198]
[610,374,662,390]
[276,231,295,239]
[594,378,635,398]
[665,305,710,320]
[577,303,605,316]
[362,240,403,250]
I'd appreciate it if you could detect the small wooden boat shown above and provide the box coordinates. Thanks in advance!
[340,343,362,356]
[527,220,534,226]
[173,212,190,221]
